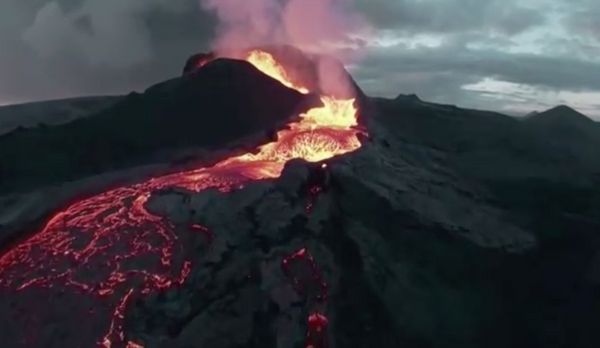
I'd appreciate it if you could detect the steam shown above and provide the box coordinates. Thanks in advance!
[200,0,370,97]
[201,0,366,53]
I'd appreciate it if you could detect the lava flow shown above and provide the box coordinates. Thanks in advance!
[0,50,363,347]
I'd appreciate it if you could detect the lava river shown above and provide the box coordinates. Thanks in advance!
[0,50,364,347]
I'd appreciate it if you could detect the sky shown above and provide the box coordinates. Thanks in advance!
[0,0,599,119]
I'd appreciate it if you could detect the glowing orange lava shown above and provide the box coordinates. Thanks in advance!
[0,50,363,348]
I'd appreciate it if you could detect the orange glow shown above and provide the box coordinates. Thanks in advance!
[214,97,360,168]
[202,51,362,176]
[0,50,364,348]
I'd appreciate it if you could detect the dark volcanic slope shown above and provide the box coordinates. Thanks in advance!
[365,96,600,347]
[375,96,600,181]
[373,96,600,243]
[0,59,307,194]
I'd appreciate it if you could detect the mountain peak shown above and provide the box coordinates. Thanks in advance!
[526,104,594,127]
[394,94,421,103]
[549,104,582,114]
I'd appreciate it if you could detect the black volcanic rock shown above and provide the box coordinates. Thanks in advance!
[365,98,600,348]
[0,58,308,194]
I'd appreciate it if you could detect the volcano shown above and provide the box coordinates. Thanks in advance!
[0,47,365,348]
[2,47,600,348]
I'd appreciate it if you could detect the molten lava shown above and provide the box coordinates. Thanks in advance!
[0,50,363,348]
[246,50,310,94]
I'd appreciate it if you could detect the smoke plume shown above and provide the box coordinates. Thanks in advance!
[201,0,367,53]
[200,0,370,97]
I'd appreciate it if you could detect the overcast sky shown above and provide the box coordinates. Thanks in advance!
[1,0,599,118]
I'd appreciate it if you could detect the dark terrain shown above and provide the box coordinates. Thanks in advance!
[0,53,599,347]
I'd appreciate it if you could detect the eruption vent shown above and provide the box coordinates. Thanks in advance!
[201,0,369,100]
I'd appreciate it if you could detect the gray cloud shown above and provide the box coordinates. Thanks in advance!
[351,0,600,118]
[354,40,600,117]
[1,0,599,119]
[0,0,215,104]
[359,44,600,91]
[355,0,545,35]
[565,0,600,42]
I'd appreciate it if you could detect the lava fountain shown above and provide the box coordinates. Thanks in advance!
[0,50,364,347]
